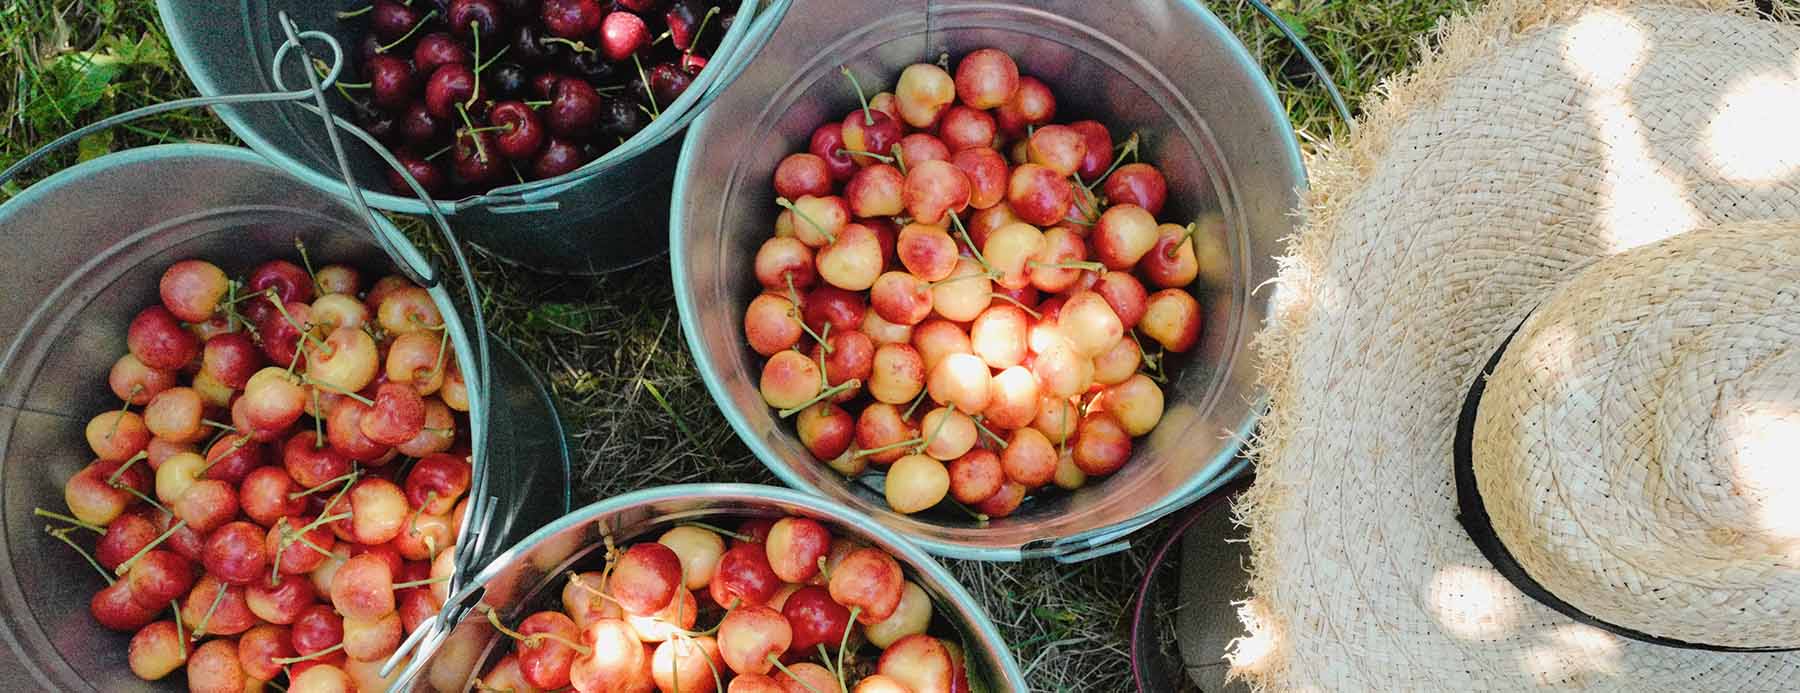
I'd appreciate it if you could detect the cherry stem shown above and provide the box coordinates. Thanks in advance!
[479,605,594,655]
[782,274,833,356]
[853,435,923,460]
[927,269,999,289]
[35,508,104,533]
[775,196,837,244]
[192,582,228,638]
[115,519,186,576]
[563,571,629,611]
[294,238,324,296]
[422,142,456,162]
[1029,259,1106,273]
[475,44,510,72]
[106,396,132,441]
[312,388,325,448]
[199,436,250,475]
[836,605,861,692]
[289,471,359,500]
[1167,222,1198,260]
[336,5,373,19]
[687,6,721,50]
[462,124,514,135]
[1085,131,1140,191]
[988,292,1042,319]
[947,496,992,525]
[523,99,551,108]
[266,291,329,353]
[838,66,874,126]
[946,211,994,273]
[675,522,753,543]
[300,375,375,406]
[903,387,930,420]
[972,416,1010,448]
[171,600,186,658]
[118,485,172,517]
[539,37,594,53]
[777,379,861,419]
[394,575,452,590]
[455,103,490,163]
[45,526,114,584]
[917,406,957,454]
[632,54,662,119]
[201,418,236,432]
[465,24,484,108]
[834,147,893,164]
[106,451,149,485]
[890,143,908,175]
[375,10,437,53]
[768,655,829,693]
[272,642,344,665]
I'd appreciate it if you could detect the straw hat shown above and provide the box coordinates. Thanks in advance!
[1230,0,1800,690]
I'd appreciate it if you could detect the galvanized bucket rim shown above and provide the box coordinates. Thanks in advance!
[154,0,776,215]
[669,0,1302,561]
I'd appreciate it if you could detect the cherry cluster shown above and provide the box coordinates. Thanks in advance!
[745,48,1201,519]
[340,0,730,196]
[44,251,476,690]
[470,517,973,693]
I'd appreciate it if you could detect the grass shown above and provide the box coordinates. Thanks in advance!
[1,1,1469,690]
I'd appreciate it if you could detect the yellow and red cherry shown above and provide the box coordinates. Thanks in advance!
[954,48,1020,109]
[845,164,905,218]
[994,75,1056,139]
[1005,163,1074,228]
[1140,288,1203,353]
[1093,270,1149,330]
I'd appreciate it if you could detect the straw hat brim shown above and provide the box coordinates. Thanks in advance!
[1231,0,1800,689]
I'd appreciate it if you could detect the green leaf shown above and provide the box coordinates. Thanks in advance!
[76,130,115,162]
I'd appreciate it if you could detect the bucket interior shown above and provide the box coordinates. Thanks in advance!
[156,0,768,212]
[675,0,1300,558]
[0,145,572,690]
[414,485,1025,692]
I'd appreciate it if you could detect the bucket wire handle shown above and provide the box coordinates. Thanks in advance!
[1244,0,1356,129]
[265,14,504,673]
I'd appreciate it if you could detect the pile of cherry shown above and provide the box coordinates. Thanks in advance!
[41,251,475,690]
[470,516,973,693]
[746,48,1200,518]
[342,0,730,195]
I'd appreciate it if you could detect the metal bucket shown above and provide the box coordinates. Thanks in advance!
[671,0,1301,561]
[156,0,788,274]
[404,483,1028,692]
[0,144,573,690]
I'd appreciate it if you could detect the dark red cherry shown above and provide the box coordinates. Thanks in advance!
[400,102,444,145]
[452,130,503,184]
[387,155,449,196]
[599,97,648,137]
[366,55,416,111]
[680,52,708,74]
[532,137,590,179]
[562,49,621,83]
[425,64,477,120]
[412,33,470,77]
[541,0,604,38]
[545,77,602,138]
[530,72,562,100]
[370,0,425,42]
[512,23,565,65]
[447,0,505,42]
[664,0,706,51]
[617,0,665,13]
[648,62,694,106]
[489,101,546,160]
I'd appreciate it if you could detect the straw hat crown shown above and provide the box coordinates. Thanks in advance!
[1474,223,1800,650]
[1230,0,1800,689]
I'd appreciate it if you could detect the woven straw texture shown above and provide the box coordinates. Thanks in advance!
[1475,223,1800,651]
[1230,0,1800,689]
